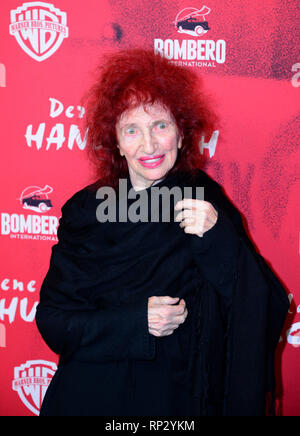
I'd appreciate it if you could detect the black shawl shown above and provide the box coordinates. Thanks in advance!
[36,169,289,416]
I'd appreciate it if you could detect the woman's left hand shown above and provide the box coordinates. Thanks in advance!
[174,199,218,237]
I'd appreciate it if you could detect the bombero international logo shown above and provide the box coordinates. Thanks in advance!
[0,184,59,242]
[154,4,226,68]
[9,2,69,62]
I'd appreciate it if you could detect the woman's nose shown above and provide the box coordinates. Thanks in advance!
[141,130,156,154]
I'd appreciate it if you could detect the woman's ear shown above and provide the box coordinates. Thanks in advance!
[178,136,183,149]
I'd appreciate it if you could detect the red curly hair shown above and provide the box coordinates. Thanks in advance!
[83,48,217,189]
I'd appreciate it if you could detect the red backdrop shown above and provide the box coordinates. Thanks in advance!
[0,0,299,416]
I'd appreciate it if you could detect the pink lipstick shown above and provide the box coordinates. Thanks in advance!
[138,155,165,168]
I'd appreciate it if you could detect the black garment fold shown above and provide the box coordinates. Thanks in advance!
[36,169,289,416]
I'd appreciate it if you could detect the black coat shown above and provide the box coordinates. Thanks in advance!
[35,169,289,416]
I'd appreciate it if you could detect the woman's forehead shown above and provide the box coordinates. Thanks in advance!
[118,102,174,126]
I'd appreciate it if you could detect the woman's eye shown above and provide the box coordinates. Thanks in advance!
[125,127,137,135]
[153,122,168,132]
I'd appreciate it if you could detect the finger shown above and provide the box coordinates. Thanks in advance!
[175,198,207,211]
[154,296,180,305]
[149,326,175,337]
[175,209,195,222]
[170,304,187,317]
[176,210,211,229]
[163,330,175,336]
[172,303,186,315]
[183,224,198,235]
[174,311,188,325]
[149,309,188,334]
[183,226,204,237]
[147,311,164,320]
[173,298,186,309]
[179,217,195,228]
[149,329,165,337]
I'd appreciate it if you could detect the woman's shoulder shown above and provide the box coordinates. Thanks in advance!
[60,182,100,229]
[186,169,247,235]
[181,168,223,193]
[61,184,95,211]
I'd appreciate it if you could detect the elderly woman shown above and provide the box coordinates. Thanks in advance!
[36,49,289,416]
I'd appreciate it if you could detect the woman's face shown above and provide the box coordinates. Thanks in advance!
[116,103,182,190]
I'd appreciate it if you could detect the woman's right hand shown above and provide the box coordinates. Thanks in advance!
[148,296,188,337]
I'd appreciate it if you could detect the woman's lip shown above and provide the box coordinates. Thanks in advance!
[139,155,164,161]
[138,155,165,168]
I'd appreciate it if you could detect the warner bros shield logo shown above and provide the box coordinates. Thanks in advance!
[12,360,57,415]
[9,2,69,62]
